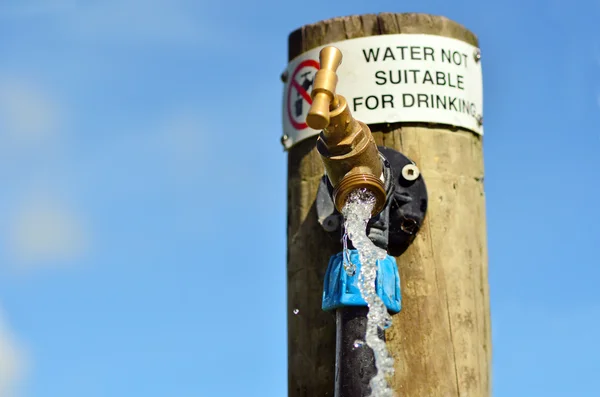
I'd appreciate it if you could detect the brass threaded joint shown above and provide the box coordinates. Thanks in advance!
[333,173,386,216]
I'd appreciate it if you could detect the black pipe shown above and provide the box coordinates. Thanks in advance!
[335,307,386,397]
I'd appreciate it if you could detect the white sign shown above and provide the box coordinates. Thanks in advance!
[281,34,483,150]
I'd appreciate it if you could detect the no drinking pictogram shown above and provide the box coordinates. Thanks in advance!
[286,59,320,130]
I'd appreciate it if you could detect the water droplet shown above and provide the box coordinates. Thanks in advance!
[293,309,300,315]
[383,315,393,329]
[353,340,364,348]
[343,261,356,276]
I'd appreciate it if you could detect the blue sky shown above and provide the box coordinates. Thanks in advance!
[0,0,599,396]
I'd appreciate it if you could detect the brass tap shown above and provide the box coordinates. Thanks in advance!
[306,46,386,216]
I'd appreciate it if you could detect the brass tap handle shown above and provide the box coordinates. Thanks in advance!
[306,46,343,130]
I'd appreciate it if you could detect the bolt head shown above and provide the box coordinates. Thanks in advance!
[401,164,420,181]
[280,70,288,83]
[281,134,289,146]
[474,49,481,62]
[322,215,340,232]
[400,218,418,234]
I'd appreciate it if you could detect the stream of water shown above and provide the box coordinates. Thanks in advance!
[341,188,396,397]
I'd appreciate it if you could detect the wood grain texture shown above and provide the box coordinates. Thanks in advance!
[286,13,491,397]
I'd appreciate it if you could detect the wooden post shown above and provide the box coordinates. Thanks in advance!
[286,13,491,397]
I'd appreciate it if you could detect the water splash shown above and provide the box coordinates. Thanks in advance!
[342,188,395,397]
[342,229,356,276]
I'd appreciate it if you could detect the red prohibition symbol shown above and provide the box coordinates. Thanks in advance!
[286,59,320,130]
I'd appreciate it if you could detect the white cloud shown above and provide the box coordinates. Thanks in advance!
[0,309,26,397]
[7,196,89,269]
[0,75,87,271]
[0,78,63,148]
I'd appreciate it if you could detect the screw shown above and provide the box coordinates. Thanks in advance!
[400,218,418,235]
[401,164,420,181]
[280,70,288,83]
[476,115,483,126]
[281,134,289,147]
[474,49,481,63]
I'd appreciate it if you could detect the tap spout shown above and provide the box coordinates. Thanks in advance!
[306,46,386,216]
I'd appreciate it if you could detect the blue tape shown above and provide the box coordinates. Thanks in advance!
[322,249,401,314]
